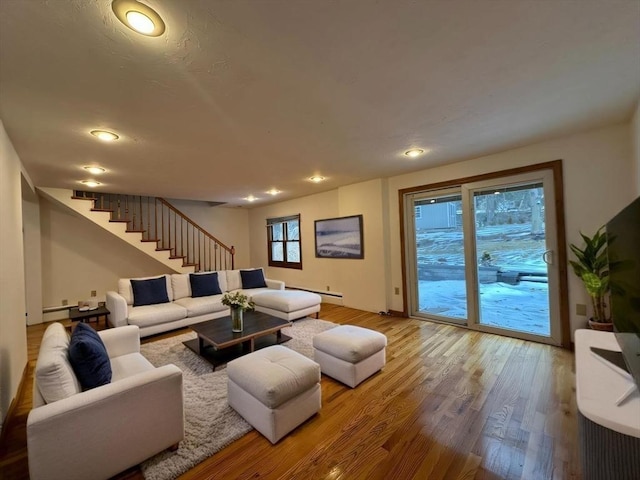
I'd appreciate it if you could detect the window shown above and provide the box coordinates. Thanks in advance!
[267,214,302,269]
[414,206,422,219]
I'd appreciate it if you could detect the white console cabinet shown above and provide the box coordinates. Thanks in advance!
[575,329,640,479]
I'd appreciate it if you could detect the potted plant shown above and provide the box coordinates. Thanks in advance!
[222,291,255,332]
[569,226,612,331]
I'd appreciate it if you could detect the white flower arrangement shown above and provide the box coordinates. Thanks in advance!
[221,291,255,311]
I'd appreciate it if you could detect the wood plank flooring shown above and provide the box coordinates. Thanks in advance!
[0,305,581,479]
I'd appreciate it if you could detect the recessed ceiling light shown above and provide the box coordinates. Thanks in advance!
[309,176,325,183]
[404,148,425,158]
[245,195,258,202]
[81,180,101,188]
[90,130,119,142]
[83,166,106,174]
[112,0,166,37]
[266,189,281,195]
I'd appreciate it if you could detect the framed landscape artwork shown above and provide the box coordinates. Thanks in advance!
[314,214,364,259]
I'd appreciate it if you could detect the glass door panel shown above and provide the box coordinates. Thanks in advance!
[472,183,550,335]
[409,190,467,324]
[463,170,561,344]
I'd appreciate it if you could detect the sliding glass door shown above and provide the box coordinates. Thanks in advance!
[405,169,562,345]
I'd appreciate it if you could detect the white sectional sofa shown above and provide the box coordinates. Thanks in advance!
[106,268,322,337]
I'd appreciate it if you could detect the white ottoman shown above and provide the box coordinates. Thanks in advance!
[313,325,387,388]
[227,345,321,444]
[252,290,322,321]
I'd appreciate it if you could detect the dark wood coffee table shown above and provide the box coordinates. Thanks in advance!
[183,311,291,369]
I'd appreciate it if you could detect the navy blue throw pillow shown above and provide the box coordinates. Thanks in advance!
[131,277,169,307]
[68,323,112,390]
[190,272,222,297]
[240,269,267,289]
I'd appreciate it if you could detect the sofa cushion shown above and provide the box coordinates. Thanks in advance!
[190,272,222,297]
[171,273,191,300]
[240,269,267,289]
[68,323,112,390]
[174,295,226,317]
[127,303,188,328]
[226,270,242,292]
[131,277,170,307]
[110,353,155,382]
[35,322,82,404]
[172,271,228,300]
[119,274,173,305]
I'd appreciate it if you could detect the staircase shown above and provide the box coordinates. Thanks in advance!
[38,188,235,274]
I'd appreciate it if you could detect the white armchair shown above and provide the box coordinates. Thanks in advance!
[27,323,184,480]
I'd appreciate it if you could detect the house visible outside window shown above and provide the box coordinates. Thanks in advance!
[267,214,302,269]
[414,206,422,219]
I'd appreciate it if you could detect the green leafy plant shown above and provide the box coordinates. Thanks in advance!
[221,291,255,311]
[569,226,610,323]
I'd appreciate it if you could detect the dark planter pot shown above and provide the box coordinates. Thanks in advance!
[588,319,613,332]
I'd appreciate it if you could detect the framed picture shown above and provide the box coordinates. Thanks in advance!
[314,214,364,259]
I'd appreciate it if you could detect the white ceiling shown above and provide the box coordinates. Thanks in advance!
[1,0,639,207]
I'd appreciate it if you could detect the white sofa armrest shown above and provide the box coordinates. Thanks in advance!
[106,290,128,327]
[265,278,285,290]
[99,325,140,357]
[27,364,183,480]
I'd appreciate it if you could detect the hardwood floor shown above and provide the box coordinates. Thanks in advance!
[0,305,581,480]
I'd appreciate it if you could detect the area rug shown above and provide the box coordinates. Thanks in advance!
[139,318,337,480]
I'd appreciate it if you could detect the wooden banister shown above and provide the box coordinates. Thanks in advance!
[74,190,235,271]
[155,198,234,255]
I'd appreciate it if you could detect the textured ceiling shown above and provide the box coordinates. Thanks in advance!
[1,0,639,207]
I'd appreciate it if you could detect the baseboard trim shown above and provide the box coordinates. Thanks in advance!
[388,309,406,317]
[0,362,29,454]
[286,285,343,298]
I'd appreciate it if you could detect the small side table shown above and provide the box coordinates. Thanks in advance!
[68,306,110,329]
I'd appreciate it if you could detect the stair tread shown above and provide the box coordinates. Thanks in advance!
[73,193,235,271]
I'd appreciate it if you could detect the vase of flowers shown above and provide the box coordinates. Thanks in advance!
[222,292,255,332]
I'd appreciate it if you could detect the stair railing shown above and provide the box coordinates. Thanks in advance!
[74,191,235,271]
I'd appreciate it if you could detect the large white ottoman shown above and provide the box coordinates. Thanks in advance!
[252,290,322,321]
[227,345,321,444]
[313,325,387,388]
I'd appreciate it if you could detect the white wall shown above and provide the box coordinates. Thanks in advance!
[167,199,250,269]
[22,179,43,325]
[337,179,389,312]
[0,120,28,430]
[39,198,175,308]
[631,99,640,196]
[387,123,635,336]
[249,190,339,291]
[248,180,388,313]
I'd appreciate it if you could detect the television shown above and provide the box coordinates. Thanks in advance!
[606,196,640,389]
